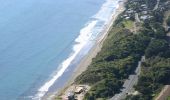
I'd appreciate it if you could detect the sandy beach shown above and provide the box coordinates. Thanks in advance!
[47,1,127,99]
[67,0,126,85]
[68,1,126,84]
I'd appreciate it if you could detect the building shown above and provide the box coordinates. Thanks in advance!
[75,86,84,94]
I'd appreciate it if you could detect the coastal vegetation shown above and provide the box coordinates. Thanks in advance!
[168,96,170,100]
[126,57,170,99]
[66,0,170,99]
[125,0,170,99]
[75,28,150,99]
[167,16,170,26]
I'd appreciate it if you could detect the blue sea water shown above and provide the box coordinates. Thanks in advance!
[0,0,121,99]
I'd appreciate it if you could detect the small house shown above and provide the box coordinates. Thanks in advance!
[75,86,84,94]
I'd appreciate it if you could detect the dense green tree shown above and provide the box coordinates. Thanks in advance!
[134,57,170,99]
[145,39,169,58]
[74,0,170,99]
[167,16,170,26]
[84,79,122,99]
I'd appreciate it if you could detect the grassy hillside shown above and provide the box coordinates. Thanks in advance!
[74,0,170,99]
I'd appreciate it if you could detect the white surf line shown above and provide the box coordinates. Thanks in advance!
[33,21,97,100]
[33,0,122,99]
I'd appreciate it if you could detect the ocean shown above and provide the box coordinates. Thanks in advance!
[0,0,121,99]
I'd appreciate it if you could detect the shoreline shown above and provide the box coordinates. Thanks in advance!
[48,1,126,99]
[68,0,126,86]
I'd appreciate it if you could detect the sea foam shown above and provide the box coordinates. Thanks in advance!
[33,0,122,99]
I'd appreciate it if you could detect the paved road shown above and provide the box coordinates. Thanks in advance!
[110,56,145,100]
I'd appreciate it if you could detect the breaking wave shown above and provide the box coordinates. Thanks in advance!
[33,0,122,99]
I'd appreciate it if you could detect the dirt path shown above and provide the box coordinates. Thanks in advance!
[153,0,160,10]
[133,13,141,34]
[163,10,170,32]
[155,11,170,100]
[155,85,170,100]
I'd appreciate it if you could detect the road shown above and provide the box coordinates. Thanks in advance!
[134,13,141,34]
[153,0,160,10]
[135,13,140,23]
[110,56,145,100]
